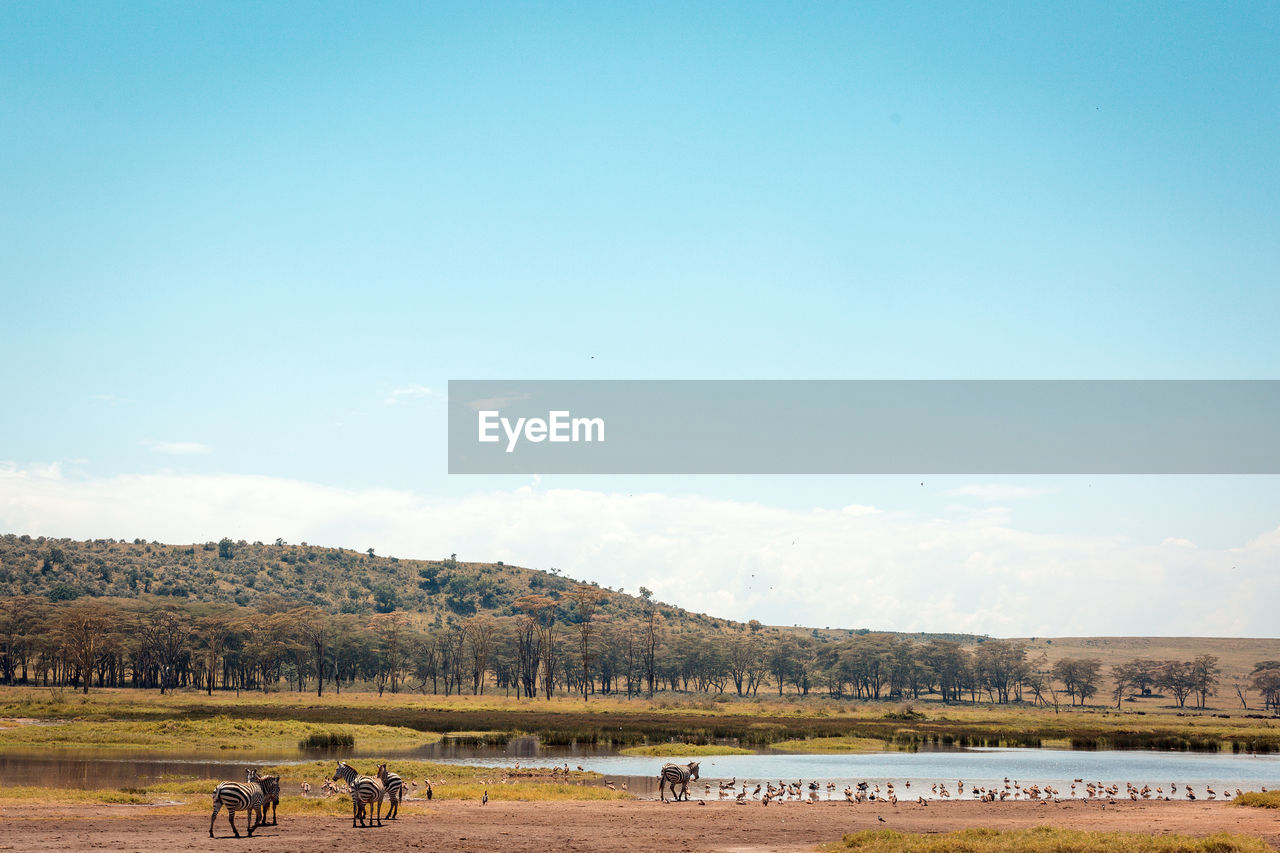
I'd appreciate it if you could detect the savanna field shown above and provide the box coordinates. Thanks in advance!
[4,536,1280,849]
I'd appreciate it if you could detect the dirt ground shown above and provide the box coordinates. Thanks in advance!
[1,798,1277,853]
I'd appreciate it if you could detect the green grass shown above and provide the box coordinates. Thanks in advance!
[4,685,1279,755]
[619,743,753,756]
[771,735,891,753]
[833,827,1272,853]
[1233,790,1280,809]
[0,715,439,752]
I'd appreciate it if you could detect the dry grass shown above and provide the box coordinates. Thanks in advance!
[1233,790,1280,809]
[833,827,1273,852]
[257,758,627,802]
[1016,636,1278,707]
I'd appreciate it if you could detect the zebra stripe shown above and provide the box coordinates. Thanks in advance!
[209,770,265,838]
[249,768,281,826]
[333,760,386,827]
[658,761,700,802]
[376,763,404,819]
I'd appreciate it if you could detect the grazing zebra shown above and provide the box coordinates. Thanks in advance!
[249,768,281,826]
[376,763,404,819]
[658,761,700,803]
[209,769,265,838]
[333,760,386,828]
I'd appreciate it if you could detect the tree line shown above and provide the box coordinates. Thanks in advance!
[0,588,1266,711]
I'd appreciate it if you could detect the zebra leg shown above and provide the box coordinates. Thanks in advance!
[659,777,667,802]
[374,796,383,827]
[209,800,221,837]
[228,808,240,839]
[352,795,360,827]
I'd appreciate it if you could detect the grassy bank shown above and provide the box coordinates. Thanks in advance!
[3,686,1278,754]
[833,827,1273,852]
[1234,790,1280,809]
[619,743,753,756]
[771,735,891,753]
[0,715,438,752]
[0,756,627,808]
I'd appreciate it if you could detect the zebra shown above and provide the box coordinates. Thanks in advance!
[333,760,386,827]
[209,769,265,838]
[658,761,700,803]
[376,763,404,819]
[249,768,281,826]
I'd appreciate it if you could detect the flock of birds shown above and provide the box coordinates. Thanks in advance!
[667,776,1259,807]
[294,765,1262,809]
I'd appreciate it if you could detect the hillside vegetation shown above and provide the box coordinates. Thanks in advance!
[0,533,705,630]
[1,534,1278,717]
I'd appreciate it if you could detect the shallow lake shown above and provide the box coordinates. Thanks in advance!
[4,740,1278,800]
[437,745,1280,800]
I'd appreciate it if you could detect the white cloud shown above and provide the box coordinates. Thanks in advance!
[140,440,212,455]
[464,392,530,411]
[0,465,1275,637]
[383,384,444,405]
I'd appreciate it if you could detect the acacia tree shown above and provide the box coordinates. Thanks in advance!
[55,600,113,693]
[1156,660,1196,708]
[0,595,47,685]
[974,640,1029,703]
[135,606,190,694]
[514,594,558,699]
[290,606,332,697]
[1189,654,1221,709]
[194,610,237,694]
[1052,657,1102,706]
[568,584,607,701]
[512,612,541,699]
[370,612,410,694]
[464,614,498,695]
[1110,660,1145,708]
[638,587,661,698]
[1250,662,1280,712]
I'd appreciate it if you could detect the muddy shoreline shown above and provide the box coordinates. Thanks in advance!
[2,797,1278,853]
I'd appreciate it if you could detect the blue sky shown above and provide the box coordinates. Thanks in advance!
[2,3,1278,634]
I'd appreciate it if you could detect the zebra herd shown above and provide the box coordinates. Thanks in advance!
[209,769,279,838]
[208,761,406,838]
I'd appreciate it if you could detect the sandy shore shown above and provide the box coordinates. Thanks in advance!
[1,798,1278,853]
